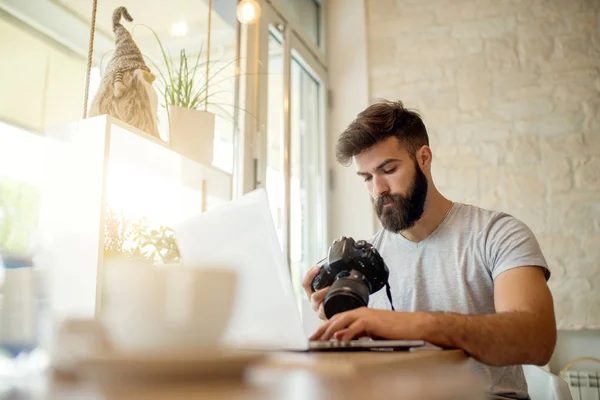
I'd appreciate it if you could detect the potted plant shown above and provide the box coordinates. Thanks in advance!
[129,218,181,265]
[103,208,153,267]
[138,26,237,166]
[104,208,182,267]
[158,47,216,166]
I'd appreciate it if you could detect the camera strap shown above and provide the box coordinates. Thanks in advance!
[385,282,395,311]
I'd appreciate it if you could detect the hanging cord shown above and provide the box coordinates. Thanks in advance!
[82,0,99,119]
[385,282,395,311]
[204,0,213,112]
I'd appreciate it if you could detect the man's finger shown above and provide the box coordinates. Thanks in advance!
[311,287,328,312]
[310,319,331,341]
[334,329,350,341]
[301,265,322,297]
[311,287,328,305]
[318,303,327,321]
[318,312,354,341]
[335,320,366,341]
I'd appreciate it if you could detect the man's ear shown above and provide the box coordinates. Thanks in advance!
[417,145,433,169]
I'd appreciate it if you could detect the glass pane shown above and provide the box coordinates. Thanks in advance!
[265,30,285,249]
[290,57,323,296]
[0,122,45,255]
[0,12,84,132]
[282,0,321,45]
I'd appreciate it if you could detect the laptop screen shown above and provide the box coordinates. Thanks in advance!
[175,188,310,350]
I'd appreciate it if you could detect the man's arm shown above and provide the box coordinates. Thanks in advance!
[423,266,556,366]
[311,266,556,367]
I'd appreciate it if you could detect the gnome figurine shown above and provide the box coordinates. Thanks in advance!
[89,7,160,138]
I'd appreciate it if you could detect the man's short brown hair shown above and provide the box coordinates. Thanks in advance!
[335,100,429,166]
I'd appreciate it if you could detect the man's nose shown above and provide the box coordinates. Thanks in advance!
[372,175,390,197]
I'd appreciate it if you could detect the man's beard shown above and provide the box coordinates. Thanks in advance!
[374,164,428,233]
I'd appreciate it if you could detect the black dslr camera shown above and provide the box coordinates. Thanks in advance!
[311,237,391,319]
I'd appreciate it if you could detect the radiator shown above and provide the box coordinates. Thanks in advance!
[563,371,600,400]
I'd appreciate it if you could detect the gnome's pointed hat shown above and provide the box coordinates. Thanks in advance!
[104,7,150,78]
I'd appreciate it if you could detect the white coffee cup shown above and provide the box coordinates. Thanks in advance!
[100,264,237,353]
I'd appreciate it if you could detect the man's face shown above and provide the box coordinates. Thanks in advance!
[355,137,428,232]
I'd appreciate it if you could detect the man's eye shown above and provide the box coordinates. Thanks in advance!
[383,168,396,174]
[364,176,372,182]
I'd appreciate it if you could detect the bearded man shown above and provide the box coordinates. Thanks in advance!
[302,100,556,400]
[89,6,160,139]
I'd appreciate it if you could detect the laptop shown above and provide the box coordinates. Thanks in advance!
[175,188,437,352]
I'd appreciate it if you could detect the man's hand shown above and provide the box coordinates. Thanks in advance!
[309,307,429,341]
[302,266,329,320]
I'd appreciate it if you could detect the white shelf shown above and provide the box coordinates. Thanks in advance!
[39,114,232,322]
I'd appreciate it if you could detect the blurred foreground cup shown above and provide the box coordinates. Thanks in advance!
[101,264,237,353]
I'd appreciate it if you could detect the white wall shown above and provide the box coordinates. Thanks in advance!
[549,331,600,374]
[325,0,376,244]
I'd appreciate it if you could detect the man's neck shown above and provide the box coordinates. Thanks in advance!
[399,190,453,243]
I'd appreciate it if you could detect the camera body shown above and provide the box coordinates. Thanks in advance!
[311,237,390,319]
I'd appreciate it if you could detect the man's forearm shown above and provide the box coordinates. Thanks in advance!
[420,311,556,366]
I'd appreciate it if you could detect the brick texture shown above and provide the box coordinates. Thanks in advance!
[366,0,600,329]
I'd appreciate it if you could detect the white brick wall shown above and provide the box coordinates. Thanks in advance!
[366,0,600,329]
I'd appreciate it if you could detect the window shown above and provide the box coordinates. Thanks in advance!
[265,30,286,247]
[0,11,85,133]
[252,3,329,309]
[282,0,322,46]
[290,55,326,294]
[0,10,83,255]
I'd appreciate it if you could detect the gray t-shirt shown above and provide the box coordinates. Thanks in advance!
[368,202,550,400]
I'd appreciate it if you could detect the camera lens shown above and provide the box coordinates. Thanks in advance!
[322,275,369,319]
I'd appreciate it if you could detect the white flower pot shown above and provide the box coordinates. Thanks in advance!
[166,105,215,166]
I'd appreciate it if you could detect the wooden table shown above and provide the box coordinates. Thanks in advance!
[263,348,469,375]
[6,349,487,399]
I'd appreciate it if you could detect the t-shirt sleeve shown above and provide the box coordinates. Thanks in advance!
[368,229,385,249]
[484,213,550,281]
